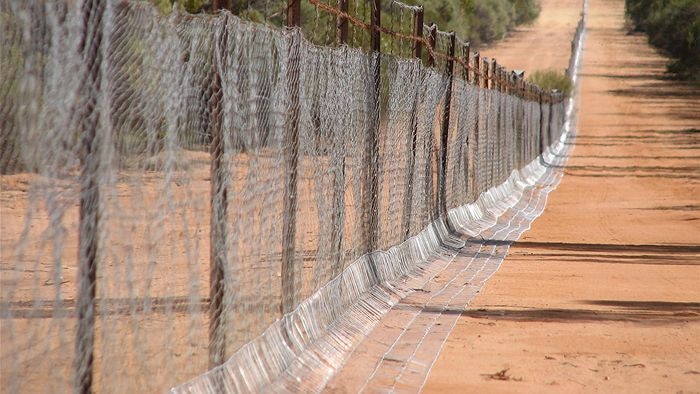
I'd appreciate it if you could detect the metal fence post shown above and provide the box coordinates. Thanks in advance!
[401,7,423,238]
[282,0,301,315]
[76,1,105,392]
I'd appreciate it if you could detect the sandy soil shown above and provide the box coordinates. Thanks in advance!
[423,0,700,392]
[479,0,584,73]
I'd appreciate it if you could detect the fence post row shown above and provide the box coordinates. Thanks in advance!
[401,6,423,239]
[65,2,566,391]
[76,1,105,392]
[208,8,229,368]
[281,0,301,317]
[438,32,456,229]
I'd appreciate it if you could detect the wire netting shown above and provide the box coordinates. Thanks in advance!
[0,0,572,392]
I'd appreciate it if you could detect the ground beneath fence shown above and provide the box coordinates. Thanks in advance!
[423,0,700,392]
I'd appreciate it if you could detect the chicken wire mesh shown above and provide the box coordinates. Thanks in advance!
[0,0,571,392]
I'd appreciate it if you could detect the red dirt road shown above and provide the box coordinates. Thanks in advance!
[423,0,700,392]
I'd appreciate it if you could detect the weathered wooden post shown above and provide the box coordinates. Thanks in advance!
[427,24,437,68]
[337,0,349,45]
[438,32,456,226]
[460,41,471,199]
[364,0,381,255]
[281,0,301,315]
[488,58,496,189]
[330,0,349,276]
[401,6,424,238]
[462,41,470,82]
[209,6,229,369]
[76,1,105,391]
[473,51,482,196]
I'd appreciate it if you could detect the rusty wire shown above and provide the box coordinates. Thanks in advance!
[305,0,563,103]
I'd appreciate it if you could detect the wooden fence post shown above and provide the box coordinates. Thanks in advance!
[76,1,105,392]
[401,6,423,238]
[364,0,381,255]
[337,0,349,45]
[281,0,301,315]
[472,52,481,197]
[438,32,456,226]
[461,42,471,199]
[427,24,436,68]
[462,41,470,82]
[330,0,349,276]
[487,58,496,189]
[209,6,229,369]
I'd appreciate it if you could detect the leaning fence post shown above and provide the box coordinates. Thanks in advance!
[401,6,423,238]
[364,0,381,255]
[281,0,301,315]
[438,32,456,227]
[76,1,105,392]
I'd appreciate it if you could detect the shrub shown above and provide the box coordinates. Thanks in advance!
[511,0,541,24]
[527,69,574,96]
[625,0,700,81]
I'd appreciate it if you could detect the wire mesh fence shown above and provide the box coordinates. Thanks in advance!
[0,0,576,392]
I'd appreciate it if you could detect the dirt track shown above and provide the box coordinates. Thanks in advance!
[423,0,700,391]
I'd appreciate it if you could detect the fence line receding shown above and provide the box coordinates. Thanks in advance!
[0,0,576,392]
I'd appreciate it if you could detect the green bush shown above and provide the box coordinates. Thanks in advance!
[527,69,573,96]
[405,0,541,47]
[158,1,542,49]
[625,0,700,81]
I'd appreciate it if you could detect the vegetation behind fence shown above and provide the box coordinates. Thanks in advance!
[625,0,700,81]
